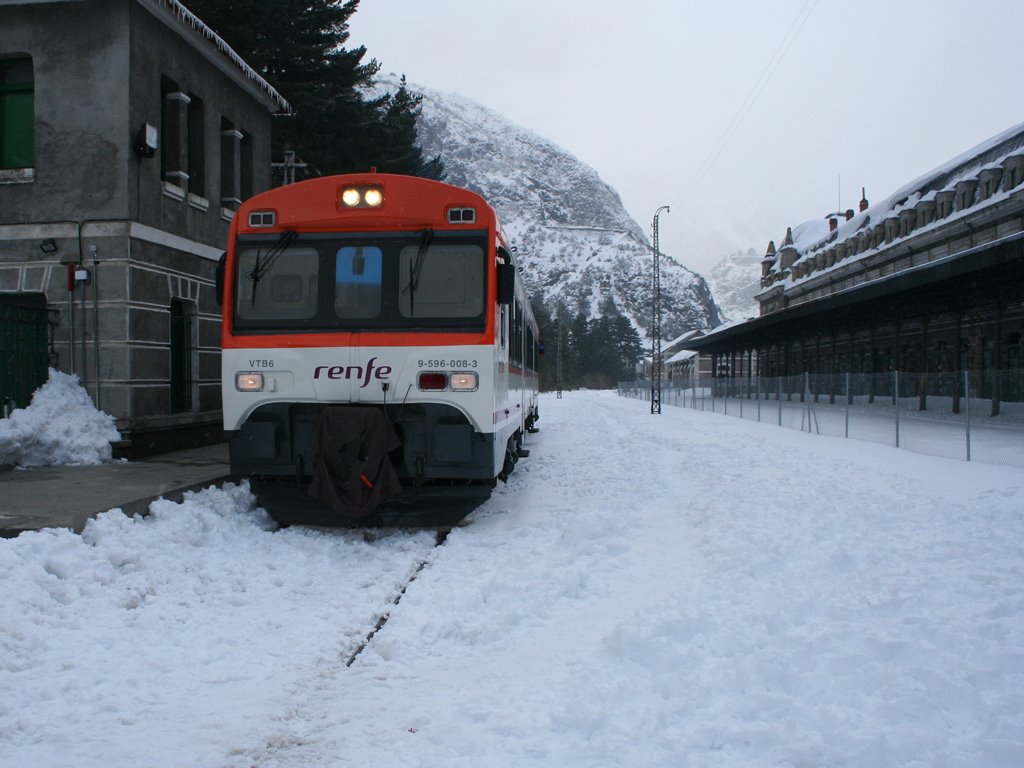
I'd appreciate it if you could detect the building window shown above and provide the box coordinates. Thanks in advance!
[0,55,34,171]
[161,76,190,190]
[220,116,243,211]
[240,129,253,202]
[187,92,205,200]
[170,298,196,412]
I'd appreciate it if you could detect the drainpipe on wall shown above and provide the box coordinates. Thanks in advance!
[77,221,105,401]
[80,274,88,390]
[65,262,76,376]
[91,246,101,410]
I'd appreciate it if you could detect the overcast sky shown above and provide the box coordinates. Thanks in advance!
[350,0,1024,275]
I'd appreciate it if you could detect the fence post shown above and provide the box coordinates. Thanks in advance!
[895,370,900,448]
[965,369,971,462]
[845,372,850,439]
[805,372,811,431]
[778,377,783,426]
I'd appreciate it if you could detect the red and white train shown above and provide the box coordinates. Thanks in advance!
[218,173,539,526]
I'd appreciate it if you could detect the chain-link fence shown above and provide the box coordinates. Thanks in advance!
[619,370,1024,468]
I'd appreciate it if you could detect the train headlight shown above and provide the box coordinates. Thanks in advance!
[340,188,361,207]
[235,372,265,392]
[449,372,478,391]
[363,187,383,207]
[339,185,385,209]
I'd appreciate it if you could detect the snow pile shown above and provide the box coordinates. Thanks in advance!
[0,482,438,766]
[1,391,1022,767]
[0,369,121,467]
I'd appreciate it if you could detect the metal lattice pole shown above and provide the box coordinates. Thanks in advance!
[651,205,669,414]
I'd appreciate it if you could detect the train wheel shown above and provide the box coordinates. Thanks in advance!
[498,434,517,482]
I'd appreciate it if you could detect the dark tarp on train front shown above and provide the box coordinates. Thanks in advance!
[308,406,402,518]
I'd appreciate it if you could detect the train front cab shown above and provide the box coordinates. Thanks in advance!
[220,174,539,526]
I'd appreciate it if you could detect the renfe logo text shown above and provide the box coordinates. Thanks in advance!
[313,356,393,388]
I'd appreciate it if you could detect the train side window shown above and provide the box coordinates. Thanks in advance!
[517,304,525,365]
[508,302,515,360]
[335,246,382,319]
[512,302,523,365]
[519,310,525,364]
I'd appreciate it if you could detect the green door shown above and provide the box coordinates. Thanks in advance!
[170,299,194,412]
[0,294,48,414]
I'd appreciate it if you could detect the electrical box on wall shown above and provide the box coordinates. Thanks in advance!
[65,264,91,290]
[136,123,158,157]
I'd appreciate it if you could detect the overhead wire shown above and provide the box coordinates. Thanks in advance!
[686,0,820,195]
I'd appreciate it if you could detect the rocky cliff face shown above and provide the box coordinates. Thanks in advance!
[394,77,722,337]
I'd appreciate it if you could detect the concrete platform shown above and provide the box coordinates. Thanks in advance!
[0,443,232,538]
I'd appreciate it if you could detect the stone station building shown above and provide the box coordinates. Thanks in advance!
[683,123,1024,416]
[0,0,289,454]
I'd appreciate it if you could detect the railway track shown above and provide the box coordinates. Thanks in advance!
[226,524,455,768]
[344,527,451,667]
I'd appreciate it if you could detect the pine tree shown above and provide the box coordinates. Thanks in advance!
[567,312,590,388]
[184,0,441,180]
[532,299,565,393]
[610,312,643,382]
[531,299,642,390]
[375,77,444,177]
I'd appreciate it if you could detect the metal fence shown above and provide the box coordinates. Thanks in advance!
[619,370,1024,469]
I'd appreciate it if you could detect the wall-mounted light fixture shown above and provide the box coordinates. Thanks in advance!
[136,123,158,158]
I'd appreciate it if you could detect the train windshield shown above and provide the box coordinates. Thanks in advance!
[232,231,487,332]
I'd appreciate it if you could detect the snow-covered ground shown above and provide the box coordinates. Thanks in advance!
[2,390,1023,767]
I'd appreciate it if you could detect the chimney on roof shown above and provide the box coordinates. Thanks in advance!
[828,216,838,232]
[782,227,793,247]
[845,208,855,220]
[761,240,776,278]
[859,187,869,212]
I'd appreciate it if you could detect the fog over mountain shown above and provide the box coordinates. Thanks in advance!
[387,76,723,338]
[707,249,763,323]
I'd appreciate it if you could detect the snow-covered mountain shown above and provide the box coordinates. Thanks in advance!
[707,248,763,323]
[390,76,721,337]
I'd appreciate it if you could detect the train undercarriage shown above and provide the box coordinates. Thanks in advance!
[229,401,534,528]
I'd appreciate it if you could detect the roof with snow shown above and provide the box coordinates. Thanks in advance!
[664,348,697,365]
[684,120,1024,353]
[144,0,290,114]
[760,121,1024,291]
